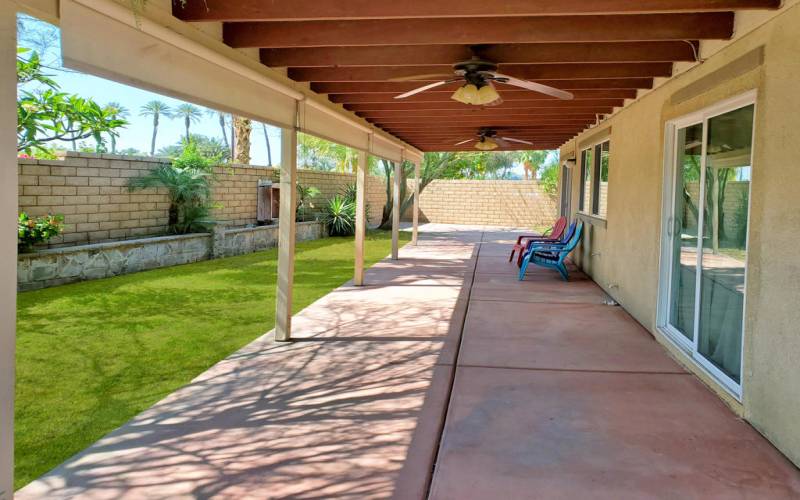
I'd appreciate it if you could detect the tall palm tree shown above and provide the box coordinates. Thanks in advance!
[175,103,203,141]
[103,102,129,154]
[206,109,229,150]
[233,116,252,164]
[261,123,272,166]
[139,100,172,156]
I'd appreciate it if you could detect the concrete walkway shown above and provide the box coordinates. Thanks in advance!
[18,225,800,499]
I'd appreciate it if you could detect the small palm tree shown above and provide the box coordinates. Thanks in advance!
[128,144,214,234]
[103,101,129,154]
[175,103,203,141]
[140,100,172,156]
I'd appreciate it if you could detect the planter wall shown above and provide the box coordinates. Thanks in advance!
[18,221,326,291]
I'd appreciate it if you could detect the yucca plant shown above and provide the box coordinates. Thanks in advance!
[341,183,370,224]
[323,195,356,237]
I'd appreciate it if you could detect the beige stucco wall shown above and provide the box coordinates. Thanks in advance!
[559,3,800,466]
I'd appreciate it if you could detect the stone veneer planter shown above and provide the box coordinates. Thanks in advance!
[18,221,326,291]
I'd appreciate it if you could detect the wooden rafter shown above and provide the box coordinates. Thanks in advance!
[224,14,733,48]
[176,0,778,21]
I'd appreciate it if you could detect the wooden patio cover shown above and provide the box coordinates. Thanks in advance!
[175,0,780,152]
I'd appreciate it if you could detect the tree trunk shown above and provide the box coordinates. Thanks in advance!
[167,203,179,231]
[218,114,229,149]
[184,117,191,141]
[233,116,252,164]
[150,115,158,156]
[111,134,117,154]
[262,123,272,166]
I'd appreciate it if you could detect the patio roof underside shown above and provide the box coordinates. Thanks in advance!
[175,0,780,153]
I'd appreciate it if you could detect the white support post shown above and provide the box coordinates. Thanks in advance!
[0,3,16,497]
[412,160,420,246]
[391,159,401,260]
[353,150,367,285]
[275,126,298,342]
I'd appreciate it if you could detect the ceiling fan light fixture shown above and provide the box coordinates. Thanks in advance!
[474,137,499,151]
[451,83,479,105]
[475,83,501,106]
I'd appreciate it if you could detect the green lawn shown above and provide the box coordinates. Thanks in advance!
[15,230,409,490]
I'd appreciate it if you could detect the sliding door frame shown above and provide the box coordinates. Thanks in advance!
[657,90,757,401]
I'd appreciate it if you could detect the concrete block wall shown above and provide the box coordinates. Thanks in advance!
[18,153,172,247]
[18,153,387,248]
[404,179,558,229]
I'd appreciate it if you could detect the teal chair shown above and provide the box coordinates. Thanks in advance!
[519,222,584,281]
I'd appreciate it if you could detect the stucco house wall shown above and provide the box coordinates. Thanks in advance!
[559,3,800,466]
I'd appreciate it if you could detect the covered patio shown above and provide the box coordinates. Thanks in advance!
[16,226,800,498]
[4,0,800,497]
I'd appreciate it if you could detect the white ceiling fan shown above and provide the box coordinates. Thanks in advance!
[454,129,535,150]
[393,57,574,105]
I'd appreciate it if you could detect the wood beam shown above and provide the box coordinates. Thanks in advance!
[412,160,420,245]
[381,126,585,134]
[354,149,367,286]
[391,160,401,260]
[261,42,697,67]
[416,144,564,152]
[328,90,638,103]
[178,0,778,21]
[223,14,734,48]
[0,2,17,496]
[275,127,297,342]
[288,63,673,82]
[371,118,594,126]
[311,79,654,93]
[343,100,625,111]
[357,111,605,120]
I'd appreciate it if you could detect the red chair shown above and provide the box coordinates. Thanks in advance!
[509,216,568,267]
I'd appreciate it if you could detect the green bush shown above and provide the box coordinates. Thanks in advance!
[18,213,64,252]
[323,195,356,237]
[296,183,321,222]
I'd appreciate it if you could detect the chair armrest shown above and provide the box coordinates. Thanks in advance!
[516,234,541,244]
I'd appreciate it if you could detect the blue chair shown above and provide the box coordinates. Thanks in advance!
[523,220,576,256]
[519,222,584,281]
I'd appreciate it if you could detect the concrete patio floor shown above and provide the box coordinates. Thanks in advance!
[18,225,800,499]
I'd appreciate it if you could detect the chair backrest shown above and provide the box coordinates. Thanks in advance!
[559,220,578,244]
[556,222,584,263]
[549,217,568,240]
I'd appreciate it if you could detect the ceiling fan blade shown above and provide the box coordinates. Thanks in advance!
[491,73,574,100]
[394,79,457,99]
[388,73,454,82]
[501,137,535,145]
[454,138,475,146]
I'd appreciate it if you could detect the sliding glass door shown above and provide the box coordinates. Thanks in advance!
[660,93,755,397]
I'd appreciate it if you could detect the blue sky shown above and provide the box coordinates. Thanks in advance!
[17,14,282,164]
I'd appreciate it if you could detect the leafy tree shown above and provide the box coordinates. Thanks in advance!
[158,134,230,163]
[16,49,126,156]
[139,100,172,156]
[174,103,202,141]
[128,143,214,234]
